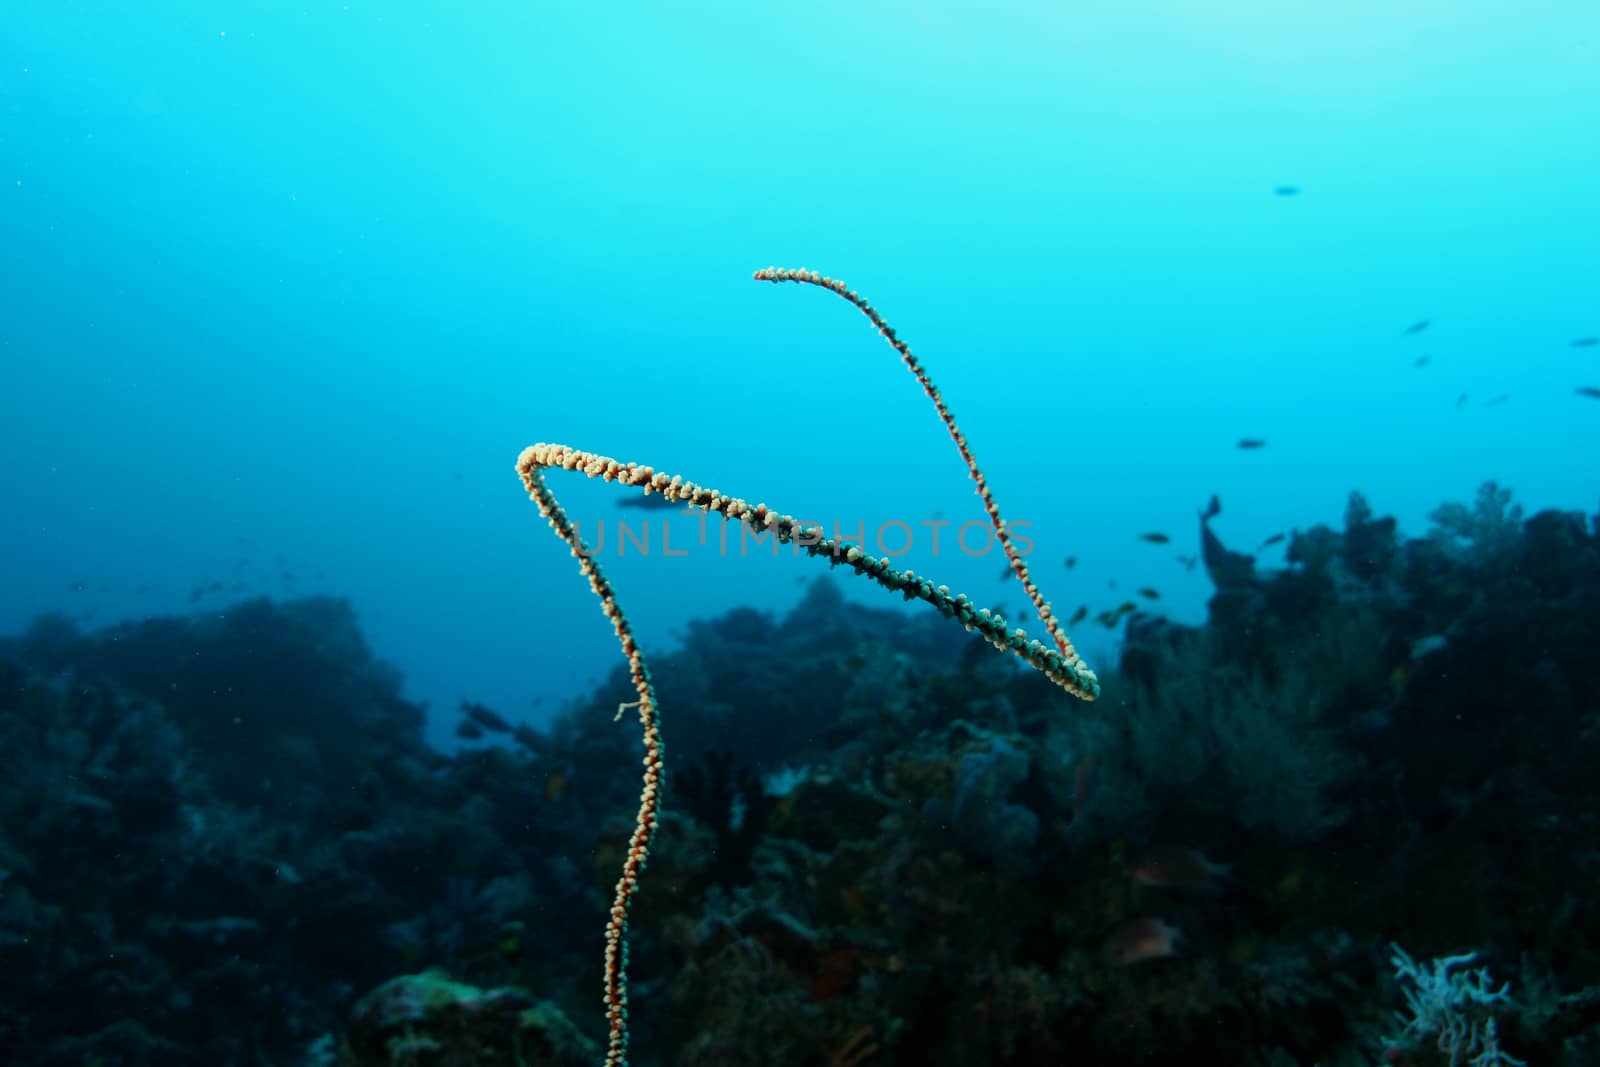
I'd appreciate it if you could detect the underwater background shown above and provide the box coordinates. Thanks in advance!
[2,2,1598,1065]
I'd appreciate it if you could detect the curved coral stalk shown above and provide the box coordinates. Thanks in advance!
[754,266,1089,674]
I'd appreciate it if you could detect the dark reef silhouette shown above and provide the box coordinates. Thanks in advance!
[2,482,1599,1065]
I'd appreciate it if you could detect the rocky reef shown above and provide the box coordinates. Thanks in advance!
[2,482,1597,1065]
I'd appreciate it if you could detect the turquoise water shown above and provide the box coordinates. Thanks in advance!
[4,2,1597,744]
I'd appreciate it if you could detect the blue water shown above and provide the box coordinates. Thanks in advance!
[3,2,1597,747]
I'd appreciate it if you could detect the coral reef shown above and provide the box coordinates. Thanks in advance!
[339,971,596,1066]
[2,481,1599,1064]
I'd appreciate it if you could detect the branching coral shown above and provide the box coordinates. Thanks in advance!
[516,268,1098,1065]
[1386,945,1525,1066]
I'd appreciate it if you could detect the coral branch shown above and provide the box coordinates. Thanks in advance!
[517,444,1099,699]
[518,464,660,1067]
[753,266,1089,674]
[517,270,1097,1066]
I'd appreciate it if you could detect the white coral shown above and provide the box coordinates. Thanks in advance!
[1388,944,1525,1067]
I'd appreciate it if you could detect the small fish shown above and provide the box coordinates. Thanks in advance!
[1258,533,1286,549]
[455,720,485,741]
[1482,394,1510,408]
[545,764,572,800]
[1577,387,1600,400]
[617,494,686,511]
[1175,554,1198,571]
[1571,337,1597,348]
[1137,587,1160,600]
[1139,532,1171,544]
[1404,319,1430,336]
[1236,438,1267,450]
[1127,845,1230,892]
[67,580,88,593]
[1102,917,1183,965]
[1273,185,1300,196]
[999,564,1015,582]
[1413,356,1431,368]
[1095,602,1137,628]
[1411,634,1449,659]
[1064,555,1078,569]
[1456,393,1469,408]
[1068,605,1088,626]
[462,701,512,734]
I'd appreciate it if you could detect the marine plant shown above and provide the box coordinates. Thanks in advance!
[516,267,1100,1065]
